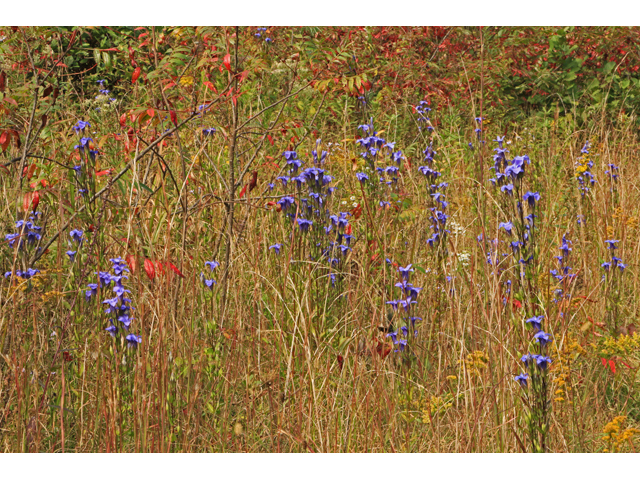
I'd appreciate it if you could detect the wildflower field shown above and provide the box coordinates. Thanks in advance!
[3,26,640,453]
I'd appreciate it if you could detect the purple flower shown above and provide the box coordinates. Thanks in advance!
[117,315,132,330]
[521,353,535,367]
[269,243,282,255]
[126,334,142,348]
[356,172,369,184]
[105,320,118,337]
[525,316,543,331]
[536,356,552,370]
[514,373,528,387]
[66,250,77,262]
[205,260,219,271]
[70,229,83,243]
[398,264,414,281]
[203,128,217,136]
[297,218,313,233]
[605,240,620,250]
[523,191,540,208]
[72,120,91,134]
[395,339,408,352]
[203,278,216,290]
[534,331,552,347]
[499,221,513,236]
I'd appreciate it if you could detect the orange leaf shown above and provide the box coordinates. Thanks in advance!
[125,254,137,274]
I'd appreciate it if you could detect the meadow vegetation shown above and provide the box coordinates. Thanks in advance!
[2,26,640,452]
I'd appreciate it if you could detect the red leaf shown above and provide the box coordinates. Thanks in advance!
[131,67,141,84]
[239,184,247,199]
[267,134,274,146]
[147,108,155,118]
[601,357,607,367]
[337,355,344,371]
[22,192,31,212]
[167,261,185,278]
[31,190,40,212]
[126,254,137,274]
[170,110,177,126]
[0,131,8,152]
[223,53,232,72]
[0,71,5,92]
[155,261,165,276]
[609,359,616,374]
[144,258,156,281]
[119,113,127,128]
[248,171,258,192]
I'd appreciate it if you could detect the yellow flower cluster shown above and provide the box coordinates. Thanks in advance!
[602,416,640,452]
[600,333,640,358]
[458,350,488,377]
[553,338,585,404]
[421,393,455,424]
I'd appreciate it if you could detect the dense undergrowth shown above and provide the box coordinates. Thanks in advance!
[2,26,640,452]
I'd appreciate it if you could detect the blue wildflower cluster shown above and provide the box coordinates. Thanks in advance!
[254,27,272,43]
[87,257,141,348]
[201,259,219,290]
[414,100,434,132]
[601,239,626,274]
[354,119,404,192]
[417,143,449,250]
[516,314,553,452]
[72,120,99,199]
[4,213,42,251]
[490,136,540,278]
[271,141,352,276]
[385,262,422,353]
[605,162,620,192]
[95,79,116,107]
[575,141,596,197]
[550,235,575,303]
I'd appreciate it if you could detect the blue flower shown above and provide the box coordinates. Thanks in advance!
[117,315,132,330]
[269,243,282,255]
[297,218,313,233]
[525,316,543,331]
[499,221,513,236]
[105,320,118,338]
[356,172,369,184]
[126,334,142,348]
[66,250,77,262]
[521,353,534,367]
[205,260,220,271]
[70,229,83,243]
[398,264,414,281]
[534,331,552,347]
[605,240,620,250]
[535,356,552,370]
[72,120,91,134]
[203,128,217,136]
[523,191,540,208]
[203,278,216,290]
[514,373,528,387]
